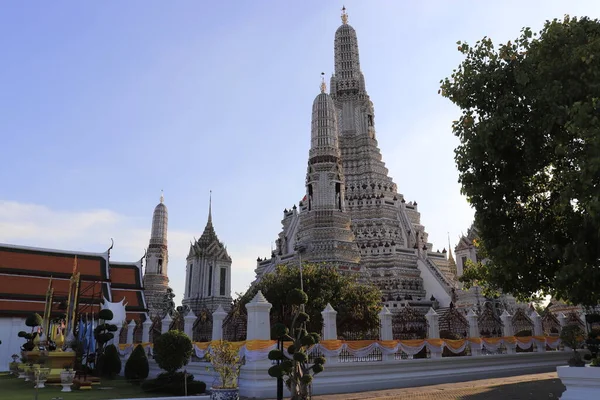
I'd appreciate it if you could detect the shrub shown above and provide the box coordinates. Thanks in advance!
[141,372,206,395]
[591,357,600,367]
[560,325,586,367]
[154,330,193,375]
[125,344,149,384]
[100,344,121,378]
[25,313,43,328]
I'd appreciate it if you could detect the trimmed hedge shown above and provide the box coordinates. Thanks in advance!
[141,372,206,395]
[153,330,193,375]
[125,344,149,384]
[100,344,121,378]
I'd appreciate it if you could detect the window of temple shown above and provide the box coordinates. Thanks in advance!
[208,264,213,296]
[187,264,193,296]
[158,259,163,274]
[220,267,226,296]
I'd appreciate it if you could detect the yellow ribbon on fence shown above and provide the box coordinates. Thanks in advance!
[483,337,504,345]
[378,340,399,350]
[401,339,427,347]
[346,340,376,351]
[444,339,466,351]
[320,340,344,351]
[244,340,274,351]
[546,336,560,345]
[426,339,444,347]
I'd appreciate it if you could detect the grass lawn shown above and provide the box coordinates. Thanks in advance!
[0,372,161,400]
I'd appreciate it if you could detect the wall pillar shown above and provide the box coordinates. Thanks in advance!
[379,306,393,341]
[379,306,394,361]
[184,309,197,340]
[142,318,152,343]
[500,310,515,354]
[161,313,172,334]
[557,313,570,351]
[212,305,228,341]
[245,291,272,341]
[321,303,338,341]
[425,308,441,358]
[530,310,545,352]
[466,309,481,356]
[126,320,136,344]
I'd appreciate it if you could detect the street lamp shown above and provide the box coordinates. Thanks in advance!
[294,244,307,292]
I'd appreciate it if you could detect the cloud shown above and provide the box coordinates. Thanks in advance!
[0,200,259,303]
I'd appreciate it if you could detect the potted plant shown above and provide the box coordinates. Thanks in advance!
[33,367,51,389]
[207,341,242,400]
[9,354,19,376]
[60,364,76,392]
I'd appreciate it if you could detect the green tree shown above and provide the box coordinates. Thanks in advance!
[440,16,600,306]
[242,264,381,335]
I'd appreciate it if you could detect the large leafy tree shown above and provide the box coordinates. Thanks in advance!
[440,16,600,306]
[241,264,382,335]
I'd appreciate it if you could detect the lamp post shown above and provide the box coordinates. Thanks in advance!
[294,244,307,292]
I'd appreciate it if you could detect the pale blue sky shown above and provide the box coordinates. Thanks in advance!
[1,1,599,303]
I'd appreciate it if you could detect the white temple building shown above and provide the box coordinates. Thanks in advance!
[253,8,456,312]
[182,195,233,314]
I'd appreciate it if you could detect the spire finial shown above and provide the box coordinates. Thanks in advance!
[208,190,212,224]
[160,189,164,204]
[320,72,326,93]
[341,5,348,25]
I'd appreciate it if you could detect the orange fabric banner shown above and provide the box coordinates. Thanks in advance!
[444,339,466,350]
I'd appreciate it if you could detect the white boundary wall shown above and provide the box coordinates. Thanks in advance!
[142,350,567,398]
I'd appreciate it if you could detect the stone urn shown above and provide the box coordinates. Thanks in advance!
[557,365,600,399]
[60,370,76,392]
[34,367,50,389]
[210,387,240,400]
[25,365,35,382]
[17,363,27,379]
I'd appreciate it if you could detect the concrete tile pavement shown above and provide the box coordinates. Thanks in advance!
[311,372,565,400]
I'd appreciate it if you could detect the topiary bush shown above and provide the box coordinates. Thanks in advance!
[141,372,206,395]
[268,289,326,400]
[125,344,149,384]
[154,330,193,375]
[99,344,121,378]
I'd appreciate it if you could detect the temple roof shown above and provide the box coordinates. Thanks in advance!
[0,242,147,320]
[188,194,231,261]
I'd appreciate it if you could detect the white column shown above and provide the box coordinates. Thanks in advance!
[425,308,441,359]
[530,310,545,352]
[113,325,122,346]
[558,312,567,328]
[321,303,338,341]
[557,313,570,351]
[126,320,136,344]
[500,310,515,354]
[379,306,393,341]
[161,313,172,334]
[142,318,152,343]
[379,306,393,361]
[212,305,228,341]
[466,309,481,356]
[245,291,272,340]
[184,309,197,339]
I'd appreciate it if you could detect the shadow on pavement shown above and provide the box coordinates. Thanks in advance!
[460,378,565,400]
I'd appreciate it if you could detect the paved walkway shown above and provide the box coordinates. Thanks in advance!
[311,372,565,400]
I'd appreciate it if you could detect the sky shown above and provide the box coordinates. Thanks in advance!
[1,1,599,305]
